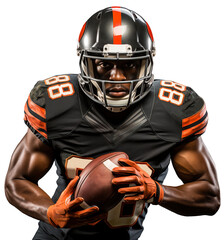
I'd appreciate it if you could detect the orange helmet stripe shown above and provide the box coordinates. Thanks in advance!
[112,6,122,44]
[78,22,86,42]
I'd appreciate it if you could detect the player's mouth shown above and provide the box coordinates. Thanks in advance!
[106,86,129,98]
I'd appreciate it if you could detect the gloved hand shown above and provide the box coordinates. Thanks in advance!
[47,176,104,228]
[112,158,164,204]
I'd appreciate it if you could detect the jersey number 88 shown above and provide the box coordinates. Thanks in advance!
[45,75,75,100]
[158,80,186,106]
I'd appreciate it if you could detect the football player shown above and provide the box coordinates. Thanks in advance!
[5,6,220,240]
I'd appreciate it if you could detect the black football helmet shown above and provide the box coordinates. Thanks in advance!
[77,6,155,112]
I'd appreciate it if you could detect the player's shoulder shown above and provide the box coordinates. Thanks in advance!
[24,74,81,141]
[29,74,78,103]
[149,79,208,142]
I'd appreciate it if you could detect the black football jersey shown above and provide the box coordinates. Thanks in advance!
[24,74,208,240]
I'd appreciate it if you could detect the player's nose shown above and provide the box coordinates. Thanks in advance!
[109,66,126,81]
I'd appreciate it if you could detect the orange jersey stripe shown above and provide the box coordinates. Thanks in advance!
[28,95,46,119]
[195,127,207,136]
[24,103,47,138]
[182,115,208,139]
[182,104,206,128]
[112,6,122,44]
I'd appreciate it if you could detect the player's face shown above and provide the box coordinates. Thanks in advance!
[94,59,141,98]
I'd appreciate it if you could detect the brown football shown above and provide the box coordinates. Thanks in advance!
[74,152,129,212]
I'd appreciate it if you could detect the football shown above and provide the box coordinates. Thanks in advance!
[74,152,129,212]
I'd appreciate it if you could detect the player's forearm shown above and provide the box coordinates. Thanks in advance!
[159,180,220,216]
[5,178,53,223]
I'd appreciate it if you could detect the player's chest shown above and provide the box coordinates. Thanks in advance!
[52,115,175,180]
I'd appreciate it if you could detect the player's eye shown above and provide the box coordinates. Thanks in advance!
[125,63,135,68]
[98,62,111,69]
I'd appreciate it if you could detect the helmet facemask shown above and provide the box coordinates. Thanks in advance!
[78,44,154,112]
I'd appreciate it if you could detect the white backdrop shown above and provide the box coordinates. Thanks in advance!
[1,0,223,239]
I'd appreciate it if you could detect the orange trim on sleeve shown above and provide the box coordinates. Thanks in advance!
[24,103,47,139]
[28,95,46,119]
[195,127,207,136]
[182,104,206,128]
[181,115,208,139]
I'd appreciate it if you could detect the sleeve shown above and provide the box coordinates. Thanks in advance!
[152,80,208,142]
[181,89,208,141]
[24,81,49,144]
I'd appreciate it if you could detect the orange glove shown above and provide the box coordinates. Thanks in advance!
[112,158,164,204]
[47,176,104,228]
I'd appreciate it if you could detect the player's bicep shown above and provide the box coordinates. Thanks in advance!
[7,129,54,184]
[170,137,217,185]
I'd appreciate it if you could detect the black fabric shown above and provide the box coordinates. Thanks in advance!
[24,74,207,240]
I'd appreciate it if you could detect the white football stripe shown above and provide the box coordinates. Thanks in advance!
[103,159,118,171]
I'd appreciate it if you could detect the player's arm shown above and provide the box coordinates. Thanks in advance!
[113,83,220,215]
[5,129,103,228]
[5,129,55,223]
[160,137,220,216]
[113,137,220,215]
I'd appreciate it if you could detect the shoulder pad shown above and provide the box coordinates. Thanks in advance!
[44,74,81,139]
[150,80,208,142]
[24,74,81,141]
[24,80,47,141]
[30,80,46,108]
